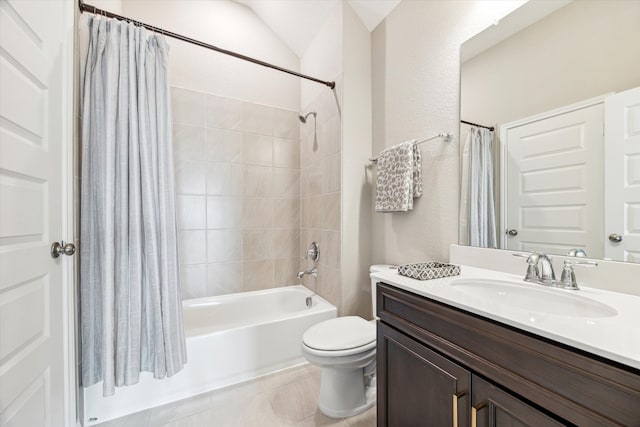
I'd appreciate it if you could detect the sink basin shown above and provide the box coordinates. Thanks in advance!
[449,278,618,318]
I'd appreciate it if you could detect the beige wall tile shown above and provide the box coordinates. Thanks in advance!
[177,195,206,230]
[307,163,323,196]
[206,163,242,196]
[274,258,300,286]
[306,128,324,165]
[243,198,274,229]
[242,229,274,261]
[323,152,341,194]
[242,165,273,197]
[242,133,273,166]
[273,169,300,198]
[272,228,300,259]
[207,262,242,296]
[207,196,242,229]
[273,137,300,169]
[206,94,242,130]
[273,108,300,139]
[320,266,342,313]
[309,196,323,229]
[300,198,310,228]
[323,230,340,269]
[242,102,274,136]
[175,160,206,195]
[323,192,340,231]
[274,198,300,228]
[207,229,241,262]
[206,128,242,163]
[324,114,342,156]
[172,87,206,126]
[173,124,206,161]
[242,260,275,291]
[180,264,207,300]
[300,169,309,198]
[178,230,207,265]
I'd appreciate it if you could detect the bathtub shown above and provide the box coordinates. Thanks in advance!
[83,285,336,425]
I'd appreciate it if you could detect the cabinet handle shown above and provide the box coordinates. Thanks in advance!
[452,392,464,427]
[471,402,487,427]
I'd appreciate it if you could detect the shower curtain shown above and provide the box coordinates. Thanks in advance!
[459,127,497,248]
[80,16,186,396]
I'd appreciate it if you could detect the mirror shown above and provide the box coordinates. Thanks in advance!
[459,0,640,263]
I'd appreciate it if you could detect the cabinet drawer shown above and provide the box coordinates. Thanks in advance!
[376,282,640,426]
[471,375,566,427]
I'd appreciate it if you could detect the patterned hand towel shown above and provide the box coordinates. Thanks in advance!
[375,140,422,212]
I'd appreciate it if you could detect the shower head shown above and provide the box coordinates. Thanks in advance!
[299,111,317,124]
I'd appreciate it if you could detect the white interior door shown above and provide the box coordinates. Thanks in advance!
[502,102,604,257]
[0,1,73,426]
[604,86,640,262]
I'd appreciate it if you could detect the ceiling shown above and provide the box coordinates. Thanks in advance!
[235,0,401,58]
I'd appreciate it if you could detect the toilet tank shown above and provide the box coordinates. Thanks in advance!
[369,265,395,320]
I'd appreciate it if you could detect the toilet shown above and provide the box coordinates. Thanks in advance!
[301,265,393,418]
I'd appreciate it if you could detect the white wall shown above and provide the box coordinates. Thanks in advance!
[371,0,524,265]
[462,0,640,128]
[300,2,344,109]
[341,3,373,318]
[120,0,300,110]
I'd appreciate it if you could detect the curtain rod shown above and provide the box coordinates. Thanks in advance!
[78,1,336,89]
[460,120,494,131]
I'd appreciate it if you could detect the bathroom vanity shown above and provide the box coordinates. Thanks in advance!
[372,268,640,427]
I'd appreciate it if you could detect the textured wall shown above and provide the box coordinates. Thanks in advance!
[371,0,524,266]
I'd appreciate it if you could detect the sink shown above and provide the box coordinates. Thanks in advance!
[449,278,618,318]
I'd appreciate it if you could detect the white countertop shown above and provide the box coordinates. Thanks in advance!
[371,265,640,370]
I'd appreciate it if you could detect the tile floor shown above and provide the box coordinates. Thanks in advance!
[96,364,376,427]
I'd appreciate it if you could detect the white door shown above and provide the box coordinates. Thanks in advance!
[604,86,640,263]
[502,102,604,257]
[0,1,73,426]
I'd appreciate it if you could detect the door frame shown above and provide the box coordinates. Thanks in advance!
[498,95,609,249]
[60,0,78,425]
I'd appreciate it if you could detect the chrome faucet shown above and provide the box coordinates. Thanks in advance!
[514,252,556,284]
[513,252,596,290]
[536,254,556,284]
[297,266,318,279]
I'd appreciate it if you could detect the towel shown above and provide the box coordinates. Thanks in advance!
[375,140,422,212]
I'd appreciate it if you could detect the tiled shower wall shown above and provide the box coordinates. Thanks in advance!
[171,87,301,300]
[299,78,342,312]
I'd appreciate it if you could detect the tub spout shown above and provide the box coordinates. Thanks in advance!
[297,266,318,279]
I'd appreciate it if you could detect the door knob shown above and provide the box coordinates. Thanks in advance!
[51,241,76,258]
[506,229,518,237]
[608,233,623,243]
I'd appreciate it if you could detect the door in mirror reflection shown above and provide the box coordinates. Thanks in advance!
[502,101,604,257]
[604,86,640,262]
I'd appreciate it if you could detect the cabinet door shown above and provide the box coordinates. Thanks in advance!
[378,323,471,427]
[471,375,567,427]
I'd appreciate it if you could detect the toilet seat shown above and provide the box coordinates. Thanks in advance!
[302,316,376,357]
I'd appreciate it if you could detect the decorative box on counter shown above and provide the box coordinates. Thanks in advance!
[397,262,460,281]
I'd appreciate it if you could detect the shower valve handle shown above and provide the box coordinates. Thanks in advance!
[304,242,320,263]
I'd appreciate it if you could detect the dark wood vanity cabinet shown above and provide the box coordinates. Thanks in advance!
[376,283,640,427]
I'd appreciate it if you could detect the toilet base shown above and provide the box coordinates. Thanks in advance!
[317,366,377,419]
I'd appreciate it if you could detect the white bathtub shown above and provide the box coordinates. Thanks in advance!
[84,285,336,425]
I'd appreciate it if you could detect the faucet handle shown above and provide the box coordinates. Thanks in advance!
[512,252,539,282]
[559,259,598,290]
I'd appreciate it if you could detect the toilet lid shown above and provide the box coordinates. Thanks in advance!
[303,316,376,351]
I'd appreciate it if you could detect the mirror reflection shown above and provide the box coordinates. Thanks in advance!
[459,0,640,263]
